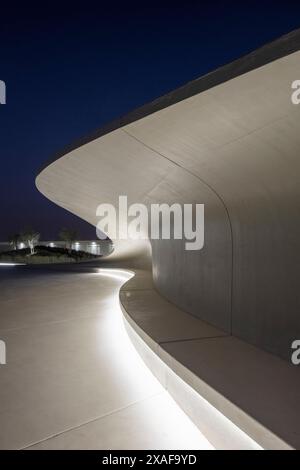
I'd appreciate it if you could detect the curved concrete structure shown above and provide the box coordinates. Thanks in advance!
[36,29,300,448]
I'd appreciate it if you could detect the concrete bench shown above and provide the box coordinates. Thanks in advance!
[120,270,300,450]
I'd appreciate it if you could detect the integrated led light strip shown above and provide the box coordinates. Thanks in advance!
[97,268,213,449]
[122,309,263,450]
[98,268,262,450]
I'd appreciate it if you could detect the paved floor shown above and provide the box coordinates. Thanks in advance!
[0,264,213,450]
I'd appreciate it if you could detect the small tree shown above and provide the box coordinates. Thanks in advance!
[21,228,40,255]
[8,233,21,250]
[59,228,78,253]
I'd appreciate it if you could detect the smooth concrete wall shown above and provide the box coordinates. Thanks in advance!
[36,29,300,361]
[146,170,232,333]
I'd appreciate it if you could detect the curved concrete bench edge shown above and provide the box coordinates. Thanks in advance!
[119,280,292,450]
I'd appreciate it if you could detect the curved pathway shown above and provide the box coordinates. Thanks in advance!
[0,263,212,449]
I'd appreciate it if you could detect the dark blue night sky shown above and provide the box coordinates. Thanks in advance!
[1,1,300,241]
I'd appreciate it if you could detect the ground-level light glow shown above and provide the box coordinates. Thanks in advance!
[0,262,26,266]
[97,268,262,450]
[96,268,214,450]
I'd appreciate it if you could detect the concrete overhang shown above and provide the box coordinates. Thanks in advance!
[36,29,300,449]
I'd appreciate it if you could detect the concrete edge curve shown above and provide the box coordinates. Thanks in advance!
[36,28,300,177]
[118,274,291,450]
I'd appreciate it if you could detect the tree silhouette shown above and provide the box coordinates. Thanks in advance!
[59,228,78,253]
[21,228,40,255]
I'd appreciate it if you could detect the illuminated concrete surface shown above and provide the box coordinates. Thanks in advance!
[35,30,300,448]
[0,265,212,450]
